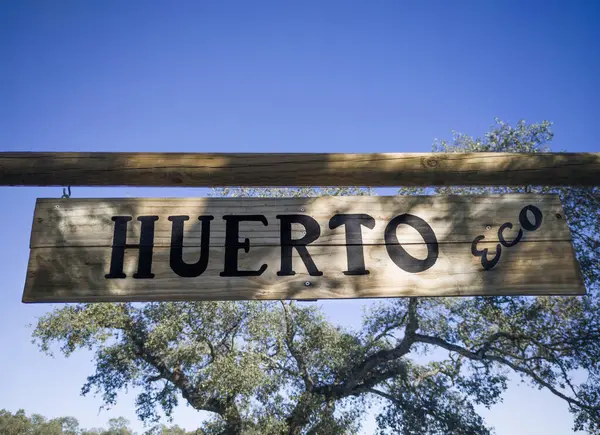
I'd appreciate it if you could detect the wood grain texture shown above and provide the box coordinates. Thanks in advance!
[2,152,599,187]
[30,195,570,247]
[23,242,585,302]
[22,194,585,302]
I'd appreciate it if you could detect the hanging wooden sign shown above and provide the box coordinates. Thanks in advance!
[22,194,585,303]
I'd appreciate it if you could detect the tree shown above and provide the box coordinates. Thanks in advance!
[32,119,600,434]
[103,417,134,435]
[0,409,74,435]
[145,423,203,435]
[0,409,135,435]
[0,409,32,435]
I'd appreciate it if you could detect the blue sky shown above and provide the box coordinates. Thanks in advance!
[1,0,599,433]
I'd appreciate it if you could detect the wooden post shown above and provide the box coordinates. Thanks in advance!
[1,152,599,187]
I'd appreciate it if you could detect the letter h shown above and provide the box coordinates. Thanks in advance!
[105,216,158,279]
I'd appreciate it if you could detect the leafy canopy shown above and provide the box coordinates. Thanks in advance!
[0,409,135,435]
[33,119,600,434]
[0,409,204,435]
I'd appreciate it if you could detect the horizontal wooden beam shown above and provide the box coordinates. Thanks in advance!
[1,152,599,187]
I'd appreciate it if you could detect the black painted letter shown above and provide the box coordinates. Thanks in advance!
[105,216,132,279]
[384,214,438,273]
[329,214,375,275]
[277,215,323,276]
[498,222,523,248]
[519,205,543,231]
[133,216,159,279]
[169,215,214,277]
[105,215,158,279]
[220,215,268,276]
[471,235,501,270]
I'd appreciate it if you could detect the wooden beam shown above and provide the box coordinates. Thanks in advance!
[1,152,599,187]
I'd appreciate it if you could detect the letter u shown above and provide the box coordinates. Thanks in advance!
[169,215,214,277]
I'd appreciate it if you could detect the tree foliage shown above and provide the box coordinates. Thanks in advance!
[0,409,203,435]
[0,409,136,435]
[32,119,600,434]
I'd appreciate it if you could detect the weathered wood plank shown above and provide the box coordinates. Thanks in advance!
[22,194,585,302]
[30,195,570,248]
[2,152,599,187]
[23,241,585,302]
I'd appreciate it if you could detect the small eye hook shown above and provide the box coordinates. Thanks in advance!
[61,186,72,199]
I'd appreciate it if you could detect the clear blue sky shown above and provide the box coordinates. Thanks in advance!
[1,0,598,433]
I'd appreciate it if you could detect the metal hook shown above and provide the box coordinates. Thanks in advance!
[61,186,72,199]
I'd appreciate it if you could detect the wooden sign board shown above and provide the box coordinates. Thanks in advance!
[22,195,585,303]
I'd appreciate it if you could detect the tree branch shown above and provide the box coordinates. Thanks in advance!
[313,299,420,401]
[281,301,314,390]
[367,311,409,349]
[261,354,301,378]
[474,331,526,357]
[119,308,227,417]
[368,387,398,403]
[343,298,418,393]
[204,339,217,361]
[414,333,600,416]
[184,309,218,362]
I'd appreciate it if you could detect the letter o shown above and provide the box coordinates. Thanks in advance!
[519,205,543,231]
[384,214,439,273]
